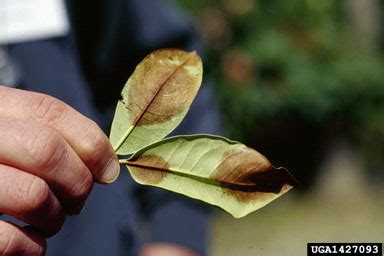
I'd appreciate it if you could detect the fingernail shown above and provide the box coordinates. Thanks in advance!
[101,158,120,183]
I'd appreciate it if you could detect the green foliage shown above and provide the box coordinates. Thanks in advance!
[175,0,384,167]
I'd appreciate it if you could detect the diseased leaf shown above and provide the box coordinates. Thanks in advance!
[122,135,297,218]
[109,49,295,218]
[110,49,203,154]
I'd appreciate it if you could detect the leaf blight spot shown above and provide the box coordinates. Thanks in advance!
[127,50,202,126]
[127,154,170,184]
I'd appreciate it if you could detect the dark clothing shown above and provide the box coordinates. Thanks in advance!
[1,1,221,255]
[66,0,201,111]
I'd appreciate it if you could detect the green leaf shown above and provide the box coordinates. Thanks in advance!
[122,135,296,218]
[110,49,203,154]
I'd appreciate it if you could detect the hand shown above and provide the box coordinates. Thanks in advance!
[139,243,199,256]
[0,86,119,255]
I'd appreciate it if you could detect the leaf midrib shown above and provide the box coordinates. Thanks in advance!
[122,160,288,193]
[114,55,193,152]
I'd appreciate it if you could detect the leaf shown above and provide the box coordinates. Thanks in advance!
[122,135,297,218]
[110,49,203,154]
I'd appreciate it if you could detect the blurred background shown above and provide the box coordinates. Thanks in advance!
[172,0,384,255]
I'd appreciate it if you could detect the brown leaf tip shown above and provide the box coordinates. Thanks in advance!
[125,49,202,127]
[235,166,297,193]
[213,147,297,194]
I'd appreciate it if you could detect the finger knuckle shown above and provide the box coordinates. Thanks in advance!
[25,128,66,170]
[27,94,67,126]
[71,170,93,203]
[23,177,51,213]
[82,122,106,154]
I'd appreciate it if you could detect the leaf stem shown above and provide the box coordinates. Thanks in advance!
[119,159,135,165]
[119,159,162,170]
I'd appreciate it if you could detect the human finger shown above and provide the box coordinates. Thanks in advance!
[0,221,46,256]
[0,164,65,236]
[0,119,93,213]
[0,86,119,183]
[139,243,199,256]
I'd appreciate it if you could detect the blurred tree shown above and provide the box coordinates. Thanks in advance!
[175,0,384,188]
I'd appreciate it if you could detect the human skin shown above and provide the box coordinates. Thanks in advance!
[0,85,120,255]
[139,243,199,256]
[0,86,198,256]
